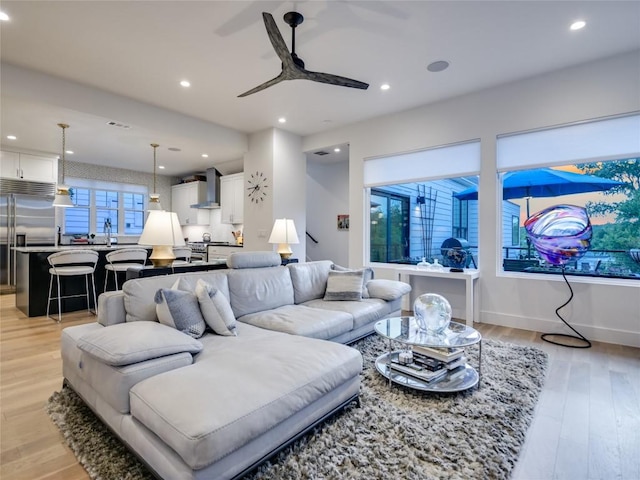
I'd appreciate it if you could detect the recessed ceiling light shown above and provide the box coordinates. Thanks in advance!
[334,148,341,153]
[201,153,209,158]
[65,150,74,155]
[278,117,286,124]
[570,20,586,31]
[380,84,390,91]
[180,80,191,87]
[0,12,9,21]
[6,135,16,140]
[158,165,165,169]
[427,60,450,73]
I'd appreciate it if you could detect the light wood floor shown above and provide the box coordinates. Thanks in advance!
[1,294,638,480]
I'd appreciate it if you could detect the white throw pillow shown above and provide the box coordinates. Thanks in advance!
[195,279,237,336]
[324,270,365,301]
[154,278,206,339]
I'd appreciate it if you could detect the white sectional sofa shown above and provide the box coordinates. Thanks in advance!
[61,252,411,479]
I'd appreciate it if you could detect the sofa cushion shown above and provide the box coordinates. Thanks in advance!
[76,321,203,366]
[155,278,206,338]
[287,260,333,304]
[227,266,294,318]
[129,329,362,470]
[324,270,365,301]
[195,279,237,336]
[238,304,353,340]
[366,279,411,301]
[123,271,230,323]
[227,251,281,269]
[304,298,391,330]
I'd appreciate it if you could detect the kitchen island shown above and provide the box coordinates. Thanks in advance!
[14,245,152,317]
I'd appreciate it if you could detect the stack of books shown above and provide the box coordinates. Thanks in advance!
[388,346,467,383]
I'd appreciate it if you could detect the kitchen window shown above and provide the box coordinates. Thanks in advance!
[63,180,147,236]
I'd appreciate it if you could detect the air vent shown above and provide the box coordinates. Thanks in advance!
[314,151,329,156]
[168,147,181,152]
[106,121,131,129]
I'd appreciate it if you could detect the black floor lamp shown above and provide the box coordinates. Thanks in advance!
[524,204,593,349]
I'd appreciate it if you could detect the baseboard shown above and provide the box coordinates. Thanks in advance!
[479,311,640,348]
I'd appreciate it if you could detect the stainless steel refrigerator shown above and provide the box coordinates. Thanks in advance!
[1,189,56,292]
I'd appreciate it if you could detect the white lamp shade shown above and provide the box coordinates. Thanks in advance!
[52,185,74,208]
[147,193,163,211]
[139,211,185,247]
[268,218,299,244]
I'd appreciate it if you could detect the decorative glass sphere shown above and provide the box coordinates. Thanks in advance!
[413,293,452,335]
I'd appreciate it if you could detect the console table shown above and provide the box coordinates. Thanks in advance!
[395,267,480,326]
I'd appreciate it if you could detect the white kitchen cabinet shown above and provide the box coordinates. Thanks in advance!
[220,173,244,225]
[171,181,208,225]
[0,150,57,183]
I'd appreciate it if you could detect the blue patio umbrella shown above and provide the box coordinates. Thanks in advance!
[453,167,624,258]
[454,167,623,216]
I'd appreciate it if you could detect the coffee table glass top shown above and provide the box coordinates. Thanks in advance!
[374,317,481,348]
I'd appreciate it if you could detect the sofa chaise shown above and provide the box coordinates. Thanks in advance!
[60,251,411,479]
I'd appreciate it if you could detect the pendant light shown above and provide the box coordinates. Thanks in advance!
[148,143,163,211]
[52,123,74,208]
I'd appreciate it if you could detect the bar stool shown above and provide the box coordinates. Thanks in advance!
[47,250,99,323]
[104,248,148,291]
[172,246,192,266]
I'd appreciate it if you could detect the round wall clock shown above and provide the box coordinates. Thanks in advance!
[247,170,268,203]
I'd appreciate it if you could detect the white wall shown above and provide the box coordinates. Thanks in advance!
[306,160,349,265]
[302,51,640,347]
[243,128,306,261]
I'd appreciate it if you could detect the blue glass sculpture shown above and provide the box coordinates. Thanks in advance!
[413,293,452,335]
[524,204,592,266]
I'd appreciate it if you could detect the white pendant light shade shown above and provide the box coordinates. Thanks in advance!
[148,193,163,211]
[53,123,74,208]
[148,143,163,211]
[52,185,74,207]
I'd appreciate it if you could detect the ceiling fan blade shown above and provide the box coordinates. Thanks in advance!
[238,73,286,97]
[262,12,295,69]
[302,70,369,90]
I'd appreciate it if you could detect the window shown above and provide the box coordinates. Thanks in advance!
[364,140,481,265]
[370,189,410,263]
[452,197,468,239]
[495,113,640,280]
[64,180,147,236]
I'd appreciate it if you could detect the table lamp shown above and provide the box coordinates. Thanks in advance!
[268,218,299,259]
[138,211,185,267]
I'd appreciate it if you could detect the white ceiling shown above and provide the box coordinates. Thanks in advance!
[1,1,639,177]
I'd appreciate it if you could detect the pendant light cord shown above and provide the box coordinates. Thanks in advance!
[58,123,69,183]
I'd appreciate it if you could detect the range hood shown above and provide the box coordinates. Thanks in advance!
[190,168,221,209]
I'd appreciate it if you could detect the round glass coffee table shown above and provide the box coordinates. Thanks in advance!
[374,316,482,393]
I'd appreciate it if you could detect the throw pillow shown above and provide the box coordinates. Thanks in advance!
[324,270,365,301]
[195,279,237,336]
[331,264,374,298]
[77,321,203,366]
[155,278,206,339]
[366,279,412,301]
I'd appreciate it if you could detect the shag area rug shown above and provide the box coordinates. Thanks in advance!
[47,335,548,480]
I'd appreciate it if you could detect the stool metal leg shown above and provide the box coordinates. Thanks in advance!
[85,274,91,314]
[47,274,54,320]
[114,270,119,290]
[91,272,98,315]
[104,270,109,292]
[55,274,62,323]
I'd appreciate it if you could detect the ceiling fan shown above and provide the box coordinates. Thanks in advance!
[238,11,369,97]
